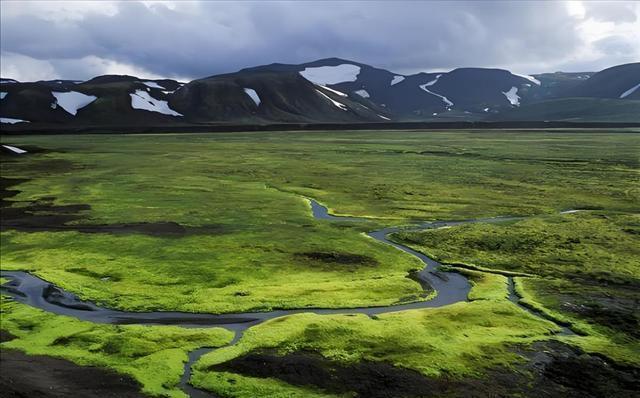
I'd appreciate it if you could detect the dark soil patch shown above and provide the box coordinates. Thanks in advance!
[211,350,535,398]
[0,177,29,204]
[566,302,640,339]
[1,197,90,231]
[0,330,17,343]
[534,279,640,339]
[0,349,146,398]
[296,251,378,266]
[1,178,229,236]
[211,350,450,398]
[211,342,640,398]
[520,340,640,398]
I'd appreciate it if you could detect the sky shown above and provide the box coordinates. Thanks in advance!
[1,0,638,81]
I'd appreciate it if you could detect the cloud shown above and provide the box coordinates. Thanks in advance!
[594,35,635,56]
[1,0,638,81]
[584,2,638,23]
[0,52,57,82]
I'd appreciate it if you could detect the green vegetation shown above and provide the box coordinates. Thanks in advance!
[1,130,638,397]
[393,212,640,284]
[190,271,559,396]
[0,297,233,398]
[194,371,342,398]
[2,130,638,313]
[513,278,639,364]
[393,212,640,365]
[0,227,424,313]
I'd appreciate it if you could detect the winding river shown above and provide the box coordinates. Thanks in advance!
[0,199,576,398]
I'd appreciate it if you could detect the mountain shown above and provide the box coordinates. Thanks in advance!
[243,58,442,118]
[245,58,542,118]
[561,63,640,100]
[519,71,593,103]
[170,67,389,123]
[0,75,184,125]
[489,98,640,123]
[1,59,639,129]
[420,67,535,111]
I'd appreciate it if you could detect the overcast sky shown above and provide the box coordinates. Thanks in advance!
[1,0,638,81]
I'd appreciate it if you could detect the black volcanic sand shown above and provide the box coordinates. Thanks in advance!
[2,324,145,397]
[550,279,640,340]
[0,349,147,398]
[211,341,640,398]
[295,251,379,266]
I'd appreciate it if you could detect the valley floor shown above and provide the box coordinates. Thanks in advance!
[1,129,638,397]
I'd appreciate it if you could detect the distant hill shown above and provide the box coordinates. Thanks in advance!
[491,97,640,122]
[1,59,639,129]
[562,63,640,100]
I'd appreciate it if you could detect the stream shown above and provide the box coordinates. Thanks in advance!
[0,199,577,397]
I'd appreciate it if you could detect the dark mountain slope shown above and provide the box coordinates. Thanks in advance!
[0,76,184,125]
[72,77,181,124]
[0,83,74,123]
[426,68,534,112]
[562,63,640,99]
[172,69,389,123]
[2,59,639,127]
[520,72,593,103]
[492,97,640,122]
[245,58,533,116]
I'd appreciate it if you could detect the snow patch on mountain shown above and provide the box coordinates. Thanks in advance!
[419,82,453,107]
[318,85,347,97]
[0,79,18,84]
[502,86,520,106]
[300,64,361,85]
[424,74,443,87]
[0,92,7,100]
[243,88,261,106]
[130,90,182,116]
[620,82,640,98]
[378,114,390,120]
[52,91,97,115]
[315,89,348,110]
[143,81,165,89]
[513,73,541,86]
[354,89,370,98]
[2,144,28,154]
[0,118,29,124]
[391,75,405,85]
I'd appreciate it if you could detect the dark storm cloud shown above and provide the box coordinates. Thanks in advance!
[1,1,638,80]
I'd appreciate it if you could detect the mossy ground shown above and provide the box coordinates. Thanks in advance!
[0,297,233,398]
[1,130,638,396]
[190,271,559,396]
[2,130,637,313]
[393,211,640,367]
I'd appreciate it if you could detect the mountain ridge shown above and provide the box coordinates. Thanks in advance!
[2,59,639,128]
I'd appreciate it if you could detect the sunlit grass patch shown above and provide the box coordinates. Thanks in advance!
[0,297,233,398]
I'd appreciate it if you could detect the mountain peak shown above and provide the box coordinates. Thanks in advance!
[2,60,638,127]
